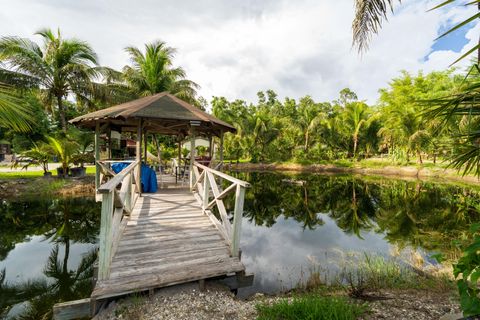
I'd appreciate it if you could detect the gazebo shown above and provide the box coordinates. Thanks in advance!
[61,93,251,314]
[70,92,236,191]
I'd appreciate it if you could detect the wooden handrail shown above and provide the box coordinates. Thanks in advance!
[194,161,250,187]
[97,160,139,194]
[191,162,249,257]
[97,159,141,280]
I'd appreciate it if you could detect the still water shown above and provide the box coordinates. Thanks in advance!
[1,172,479,318]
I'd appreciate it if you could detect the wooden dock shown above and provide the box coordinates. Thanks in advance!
[89,161,250,310]
[91,187,245,299]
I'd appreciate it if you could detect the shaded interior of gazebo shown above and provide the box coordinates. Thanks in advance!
[70,92,236,191]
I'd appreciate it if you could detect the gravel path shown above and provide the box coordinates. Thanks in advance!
[93,282,461,320]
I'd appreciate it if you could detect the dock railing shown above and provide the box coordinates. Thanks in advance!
[96,160,141,280]
[191,162,249,257]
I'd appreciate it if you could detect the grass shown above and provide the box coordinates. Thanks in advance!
[256,295,368,320]
[0,166,95,179]
[296,253,455,297]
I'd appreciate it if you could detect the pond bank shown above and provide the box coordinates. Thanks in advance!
[0,175,95,199]
[93,282,461,320]
[225,162,480,186]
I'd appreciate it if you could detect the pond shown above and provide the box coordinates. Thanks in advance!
[224,172,480,297]
[0,196,100,319]
[1,172,479,318]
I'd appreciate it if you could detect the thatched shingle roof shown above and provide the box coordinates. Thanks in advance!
[70,92,236,137]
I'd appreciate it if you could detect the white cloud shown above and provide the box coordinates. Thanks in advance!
[0,0,476,104]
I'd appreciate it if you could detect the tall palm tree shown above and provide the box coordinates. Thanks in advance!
[342,102,372,157]
[123,41,199,102]
[0,28,100,132]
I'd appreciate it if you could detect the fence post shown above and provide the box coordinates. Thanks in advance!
[202,169,209,210]
[98,191,114,280]
[95,122,100,190]
[125,172,132,213]
[231,184,245,257]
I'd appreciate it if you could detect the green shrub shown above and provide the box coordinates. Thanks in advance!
[256,295,367,320]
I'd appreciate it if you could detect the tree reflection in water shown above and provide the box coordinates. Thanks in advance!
[0,197,99,319]
[226,171,480,256]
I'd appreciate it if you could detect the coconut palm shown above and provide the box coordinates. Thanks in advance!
[0,83,33,132]
[0,28,101,132]
[123,41,199,102]
[342,101,373,158]
[352,0,479,63]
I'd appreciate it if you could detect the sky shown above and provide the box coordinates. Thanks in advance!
[0,0,478,105]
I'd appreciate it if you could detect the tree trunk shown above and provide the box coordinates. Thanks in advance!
[63,237,70,275]
[417,150,423,164]
[304,131,309,152]
[353,135,358,158]
[57,95,67,133]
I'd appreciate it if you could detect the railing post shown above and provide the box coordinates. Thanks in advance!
[125,172,132,213]
[95,122,100,190]
[98,191,114,280]
[202,169,209,210]
[189,127,196,190]
[231,184,245,257]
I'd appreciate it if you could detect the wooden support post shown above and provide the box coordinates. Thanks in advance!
[177,140,182,184]
[143,130,148,164]
[153,134,162,172]
[53,298,91,320]
[125,172,132,213]
[199,279,206,292]
[208,135,213,161]
[136,119,142,194]
[98,191,114,280]
[202,171,209,210]
[95,122,100,191]
[189,127,196,190]
[107,126,112,160]
[231,185,245,257]
[219,130,224,170]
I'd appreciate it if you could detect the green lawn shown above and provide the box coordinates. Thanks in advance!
[0,166,96,179]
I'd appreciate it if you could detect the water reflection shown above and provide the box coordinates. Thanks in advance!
[2,173,479,314]
[224,172,480,296]
[0,197,99,319]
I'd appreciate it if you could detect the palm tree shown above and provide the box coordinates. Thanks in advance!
[0,83,33,132]
[342,102,372,158]
[352,0,479,63]
[297,96,324,152]
[123,41,199,102]
[0,28,100,132]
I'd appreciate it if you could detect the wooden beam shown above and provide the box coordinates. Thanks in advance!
[136,119,142,194]
[95,122,100,191]
[53,298,91,320]
[143,130,148,164]
[152,134,162,171]
[98,191,114,280]
[219,130,224,169]
[209,135,213,160]
[231,185,245,257]
[107,126,112,159]
[189,127,196,190]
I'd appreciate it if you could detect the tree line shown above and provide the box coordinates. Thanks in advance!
[213,70,466,165]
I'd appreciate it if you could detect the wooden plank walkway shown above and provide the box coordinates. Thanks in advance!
[91,185,245,300]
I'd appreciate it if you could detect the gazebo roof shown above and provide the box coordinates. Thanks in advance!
[70,92,236,137]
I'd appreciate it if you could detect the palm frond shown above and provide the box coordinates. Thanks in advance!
[352,0,399,52]
[0,83,34,132]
